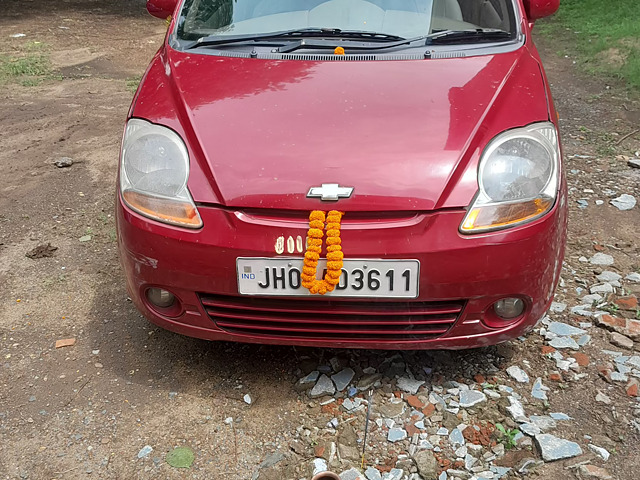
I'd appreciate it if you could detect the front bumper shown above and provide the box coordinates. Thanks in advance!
[116,194,566,350]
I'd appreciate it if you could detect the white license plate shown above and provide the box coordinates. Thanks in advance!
[237,258,419,298]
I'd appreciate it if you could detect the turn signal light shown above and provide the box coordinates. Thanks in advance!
[461,197,553,233]
[123,190,202,228]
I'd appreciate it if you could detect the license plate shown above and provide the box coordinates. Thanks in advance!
[237,257,419,298]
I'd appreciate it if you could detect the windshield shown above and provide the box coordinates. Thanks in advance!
[177,0,517,42]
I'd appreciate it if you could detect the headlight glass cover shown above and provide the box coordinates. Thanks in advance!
[461,122,560,233]
[120,119,202,228]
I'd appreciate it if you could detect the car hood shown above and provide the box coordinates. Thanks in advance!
[136,47,550,211]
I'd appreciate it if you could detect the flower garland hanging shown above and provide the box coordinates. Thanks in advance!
[301,210,344,295]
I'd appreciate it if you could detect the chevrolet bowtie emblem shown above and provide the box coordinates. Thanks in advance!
[307,184,354,201]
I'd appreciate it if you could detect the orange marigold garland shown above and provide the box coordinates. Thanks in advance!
[301,210,344,295]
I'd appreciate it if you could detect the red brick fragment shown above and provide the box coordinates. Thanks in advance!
[541,345,556,355]
[572,352,590,366]
[627,379,639,397]
[462,423,495,446]
[615,295,638,310]
[382,453,398,470]
[422,403,435,416]
[314,445,325,458]
[474,374,486,384]
[405,423,420,436]
[598,314,626,329]
[549,373,563,382]
[321,403,339,415]
[407,395,425,410]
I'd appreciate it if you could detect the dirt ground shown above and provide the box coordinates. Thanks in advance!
[1,1,640,479]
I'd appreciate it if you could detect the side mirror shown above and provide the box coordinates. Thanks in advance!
[146,0,179,20]
[522,0,560,22]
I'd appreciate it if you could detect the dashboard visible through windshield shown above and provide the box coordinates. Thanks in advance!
[177,0,518,44]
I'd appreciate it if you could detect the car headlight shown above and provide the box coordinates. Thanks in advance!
[119,118,202,228]
[460,122,560,233]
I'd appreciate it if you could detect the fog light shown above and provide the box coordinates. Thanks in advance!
[494,298,525,319]
[147,288,175,308]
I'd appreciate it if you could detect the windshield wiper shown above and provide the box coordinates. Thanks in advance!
[185,28,404,50]
[184,28,514,53]
[275,31,449,53]
[427,29,513,44]
[274,29,513,53]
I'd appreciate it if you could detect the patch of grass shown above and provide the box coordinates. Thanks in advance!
[126,74,143,93]
[20,77,44,87]
[2,54,50,77]
[0,41,63,86]
[0,44,56,87]
[537,0,640,90]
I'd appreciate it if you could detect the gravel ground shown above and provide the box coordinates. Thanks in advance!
[1,2,640,479]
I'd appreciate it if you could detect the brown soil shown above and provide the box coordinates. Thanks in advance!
[596,48,627,68]
[1,2,640,479]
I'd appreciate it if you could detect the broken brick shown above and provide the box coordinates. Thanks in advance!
[405,423,420,437]
[614,295,638,311]
[321,403,339,415]
[549,372,563,382]
[572,352,590,366]
[407,395,425,410]
[422,403,436,417]
[597,314,626,330]
[626,379,639,397]
[462,423,495,446]
[541,345,556,355]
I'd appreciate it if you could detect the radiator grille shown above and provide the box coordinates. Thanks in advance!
[199,294,465,342]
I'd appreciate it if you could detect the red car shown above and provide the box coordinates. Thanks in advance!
[117,0,566,349]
